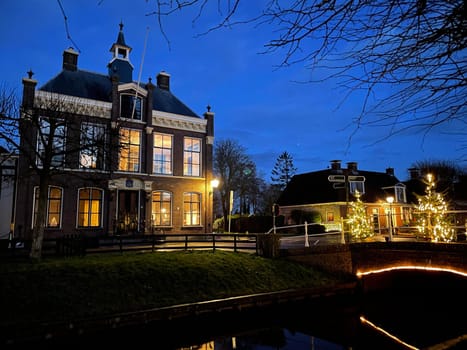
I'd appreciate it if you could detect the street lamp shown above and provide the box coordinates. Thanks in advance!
[209,179,219,233]
[386,196,394,242]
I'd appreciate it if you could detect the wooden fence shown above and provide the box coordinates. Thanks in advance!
[0,233,259,259]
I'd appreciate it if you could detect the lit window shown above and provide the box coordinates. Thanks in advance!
[183,137,201,176]
[33,186,63,228]
[36,117,66,167]
[152,191,172,226]
[183,192,201,226]
[153,133,173,174]
[77,188,103,228]
[80,123,106,169]
[120,94,142,120]
[327,212,334,222]
[118,128,141,172]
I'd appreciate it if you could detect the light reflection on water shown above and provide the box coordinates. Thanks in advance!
[5,271,466,349]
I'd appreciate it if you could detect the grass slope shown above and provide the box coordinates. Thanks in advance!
[0,251,351,326]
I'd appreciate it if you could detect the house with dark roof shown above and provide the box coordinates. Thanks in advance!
[277,160,415,235]
[14,23,216,240]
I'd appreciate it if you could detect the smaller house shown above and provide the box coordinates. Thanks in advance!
[277,160,413,235]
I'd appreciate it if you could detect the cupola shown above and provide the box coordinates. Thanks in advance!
[108,22,134,83]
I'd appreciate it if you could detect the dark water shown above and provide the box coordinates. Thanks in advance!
[5,271,467,349]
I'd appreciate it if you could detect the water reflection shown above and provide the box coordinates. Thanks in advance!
[5,271,466,349]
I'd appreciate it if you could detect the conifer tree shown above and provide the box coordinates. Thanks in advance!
[271,151,297,190]
[416,174,456,242]
[347,191,373,240]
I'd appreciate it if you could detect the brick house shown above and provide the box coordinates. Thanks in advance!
[276,160,413,235]
[14,23,216,240]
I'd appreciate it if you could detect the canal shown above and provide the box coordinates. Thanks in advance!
[5,270,466,349]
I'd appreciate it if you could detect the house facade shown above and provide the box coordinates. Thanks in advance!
[14,23,216,240]
[0,150,17,240]
[277,160,414,235]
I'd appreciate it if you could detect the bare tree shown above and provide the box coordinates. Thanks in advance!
[148,1,466,150]
[213,138,257,230]
[0,85,113,260]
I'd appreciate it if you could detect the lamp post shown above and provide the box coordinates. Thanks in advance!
[209,179,219,233]
[386,196,394,242]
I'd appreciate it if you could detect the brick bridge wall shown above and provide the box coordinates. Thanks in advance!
[280,242,467,276]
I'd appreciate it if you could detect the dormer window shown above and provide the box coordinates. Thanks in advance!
[395,184,406,203]
[120,94,142,120]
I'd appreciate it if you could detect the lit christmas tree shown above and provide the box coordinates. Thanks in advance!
[347,191,374,240]
[416,174,456,242]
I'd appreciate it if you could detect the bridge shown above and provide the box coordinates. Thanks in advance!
[277,240,467,296]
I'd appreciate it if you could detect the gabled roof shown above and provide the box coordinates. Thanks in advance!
[39,69,200,118]
[277,168,401,206]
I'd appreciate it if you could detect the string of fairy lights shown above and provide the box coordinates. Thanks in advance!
[347,174,456,242]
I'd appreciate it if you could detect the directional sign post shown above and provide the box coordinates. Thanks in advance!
[328,175,346,183]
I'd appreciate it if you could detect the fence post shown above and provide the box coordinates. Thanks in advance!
[185,235,188,250]
[212,234,216,252]
[234,235,238,252]
[304,221,310,247]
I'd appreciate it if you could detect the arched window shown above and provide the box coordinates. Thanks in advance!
[77,188,103,228]
[33,186,63,228]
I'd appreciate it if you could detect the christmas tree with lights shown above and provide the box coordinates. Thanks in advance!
[416,174,456,242]
[347,191,374,240]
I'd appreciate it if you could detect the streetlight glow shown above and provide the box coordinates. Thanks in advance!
[211,178,219,189]
[386,196,394,241]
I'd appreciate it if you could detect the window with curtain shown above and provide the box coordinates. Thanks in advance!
[33,186,63,228]
[183,192,201,226]
[80,123,106,169]
[153,133,173,174]
[77,188,103,227]
[151,191,172,226]
[118,128,141,172]
[36,117,66,167]
[183,137,201,176]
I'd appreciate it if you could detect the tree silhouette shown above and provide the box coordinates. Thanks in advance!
[149,1,466,152]
[271,151,297,190]
[0,84,114,259]
[213,138,257,230]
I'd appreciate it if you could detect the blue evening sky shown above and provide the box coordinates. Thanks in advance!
[1,0,464,181]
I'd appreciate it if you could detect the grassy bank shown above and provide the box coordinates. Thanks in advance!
[0,250,353,327]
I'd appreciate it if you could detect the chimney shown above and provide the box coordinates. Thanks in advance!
[347,162,358,173]
[157,71,170,91]
[62,47,79,71]
[330,160,341,170]
[408,167,420,180]
[22,70,37,109]
[386,167,395,176]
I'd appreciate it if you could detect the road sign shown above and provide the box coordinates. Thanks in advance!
[348,175,366,182]
[328,175,346,183]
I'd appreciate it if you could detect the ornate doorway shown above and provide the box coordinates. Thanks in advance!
[116,190,140,234]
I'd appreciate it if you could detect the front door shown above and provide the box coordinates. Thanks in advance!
[117,190,140,234]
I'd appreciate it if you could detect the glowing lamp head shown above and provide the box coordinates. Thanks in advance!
[211,179,219,189]
[386,196,394,204]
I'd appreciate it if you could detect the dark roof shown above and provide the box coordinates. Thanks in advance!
[277,168,401,206]
[39,69,200,118]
